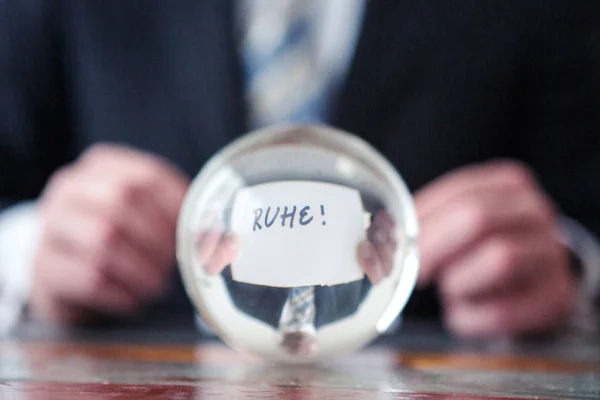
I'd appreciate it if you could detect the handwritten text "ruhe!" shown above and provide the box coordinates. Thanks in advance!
[252,205,327,231]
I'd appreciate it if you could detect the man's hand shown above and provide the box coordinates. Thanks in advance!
[30,144,189,324]
[196,230,239,276]
[417,161,576,338]
[357,211,396,284]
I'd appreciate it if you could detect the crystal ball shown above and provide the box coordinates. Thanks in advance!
[177,124,419,362]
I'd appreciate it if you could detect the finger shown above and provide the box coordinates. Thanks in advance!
[366,210,398,278]
[357,240,384,284]
[83,165,181,263]
[81,144,189,226]
[373,210,396,233]
[81,181,175,269]
[438,231,562,301]
[30,287,96,325]
[369,215,397,278]
[444,268,575,338]
[204,232,240,275]
[196,230,224,266]
[77,279,140,316]
[416,161,538,220]
[93,180,176,266]
[34,240,139,316]
[371,211,397,244]
[101,239,169,300]
[373,238,395,278]
[45,209,168,300]
[46,165,176,269]
[418,186,554,286]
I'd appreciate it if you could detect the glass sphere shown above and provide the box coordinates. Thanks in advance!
[177,124,419,363]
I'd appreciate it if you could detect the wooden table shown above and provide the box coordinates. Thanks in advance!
[1,318,599,399]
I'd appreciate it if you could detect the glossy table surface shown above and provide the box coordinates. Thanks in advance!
[1,316,599,399]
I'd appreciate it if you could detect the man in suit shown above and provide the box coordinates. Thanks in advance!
[1,0,599,338]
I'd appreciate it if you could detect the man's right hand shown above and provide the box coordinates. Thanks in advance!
[30,144,189,324]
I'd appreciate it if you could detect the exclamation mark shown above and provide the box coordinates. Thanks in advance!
[321,205,326,225]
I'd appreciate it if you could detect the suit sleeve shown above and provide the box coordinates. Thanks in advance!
[0,0,71,212]
[518,2,600,301]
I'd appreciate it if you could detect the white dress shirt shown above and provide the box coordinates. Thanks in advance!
[0,202,40,332]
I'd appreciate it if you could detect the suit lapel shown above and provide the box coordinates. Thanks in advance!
[331,0,402,136]
[157,0,246,173]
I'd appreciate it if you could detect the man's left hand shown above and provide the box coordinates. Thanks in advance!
[417,161,576,338]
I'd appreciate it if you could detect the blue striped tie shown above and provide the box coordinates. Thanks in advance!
[284,286,316,332]
[241,0,325,128]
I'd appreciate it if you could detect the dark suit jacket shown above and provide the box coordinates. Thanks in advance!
[2,1,600,321]
[222,268,372,329]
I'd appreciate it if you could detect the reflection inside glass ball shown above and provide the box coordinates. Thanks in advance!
[177,124,419,362]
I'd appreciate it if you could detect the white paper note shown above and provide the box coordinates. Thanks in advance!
[230,181,366,287]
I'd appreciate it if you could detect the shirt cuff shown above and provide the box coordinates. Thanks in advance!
[557,216,600,333]
[0,202,41,334]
